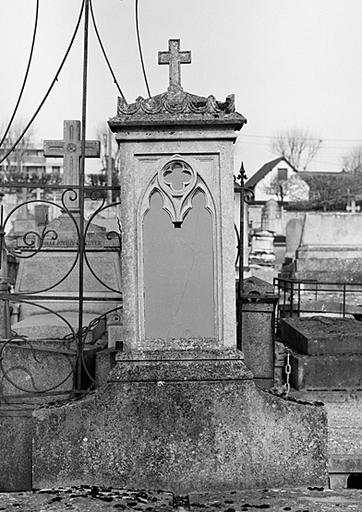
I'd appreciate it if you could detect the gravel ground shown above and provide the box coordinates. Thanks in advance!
[0,486,362,511]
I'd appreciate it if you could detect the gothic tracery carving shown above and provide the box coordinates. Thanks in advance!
[142,158,213,227]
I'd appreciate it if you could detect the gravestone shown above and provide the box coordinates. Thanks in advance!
[285,217,303,260]
[293,212,362,282]
[261,198,282,234]
[249,230,275,266]
[44,120,100,210]
[9,189,37,246]
[32,39,328,493]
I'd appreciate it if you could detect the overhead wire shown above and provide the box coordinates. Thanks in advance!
[0,0,86,166]
[89,0,126,102]
[0,0,40,150]
[240,133,362,143]
[135,0,151,98]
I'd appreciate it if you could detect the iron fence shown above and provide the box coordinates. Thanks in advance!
[274,277,362,322]
[0,182,122,403]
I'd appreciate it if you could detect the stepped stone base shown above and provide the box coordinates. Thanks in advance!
[290,352,362,390]
[33,347,328,493]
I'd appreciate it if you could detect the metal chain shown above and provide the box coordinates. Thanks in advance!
[284,349,291,397]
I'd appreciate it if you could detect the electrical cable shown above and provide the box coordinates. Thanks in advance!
[89,0,126,102]
[240,134,362,143]
[0,0,86,166]
[135,0,151,98]
[0,0,40,150]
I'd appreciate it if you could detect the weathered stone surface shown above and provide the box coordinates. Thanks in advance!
[281,317,362,355]
[239,277,278,388]
[33,351,328,493]
[0,406,33,491]
[12,312,105,342]
[0,404,32,492]
[290,352,362,390]
[0,340,97,400]
[108,88,246,128]
[285,217,303,259]
[290,212,362,282]
[95,347,117,388]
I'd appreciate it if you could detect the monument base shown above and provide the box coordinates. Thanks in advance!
[32,345,328,493]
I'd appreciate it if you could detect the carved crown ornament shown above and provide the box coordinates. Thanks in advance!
[142,157,214,228]
[108,38,246,128]
[111,90,246,127]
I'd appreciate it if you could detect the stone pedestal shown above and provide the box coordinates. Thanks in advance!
[239,277,278,388]
[33,345,328,492]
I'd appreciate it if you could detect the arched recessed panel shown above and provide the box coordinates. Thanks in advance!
[143,190,215,340]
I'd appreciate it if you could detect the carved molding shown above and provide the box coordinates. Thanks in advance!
[141,157,214,227]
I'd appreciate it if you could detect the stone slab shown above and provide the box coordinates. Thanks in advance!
[240,300,275,385]
[33,350,328,493]
[0,340,97,400]
[294,269,362,283]
[0,406,33,491]
[280,317,362,355]
[12,312,105,343]
[15,251,122,319]
[290,352,362,390]
[299,212,362,247]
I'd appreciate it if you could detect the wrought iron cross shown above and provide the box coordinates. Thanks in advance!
[158,39,191,89]
[44,120,100,187]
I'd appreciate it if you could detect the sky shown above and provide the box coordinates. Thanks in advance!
[0,0,361,176]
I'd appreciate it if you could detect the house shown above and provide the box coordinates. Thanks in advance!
[0,145,62,183]
[243,157,309,231]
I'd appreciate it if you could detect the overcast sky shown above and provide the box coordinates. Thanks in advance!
[0,0,361,175]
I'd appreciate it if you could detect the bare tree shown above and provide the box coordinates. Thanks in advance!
[271,128,322,171]
[264,174,309,203]
[342,145,362,173]
[88,124,119,202]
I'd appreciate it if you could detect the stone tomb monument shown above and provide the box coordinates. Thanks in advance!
[32,40,327,492]
[290,212,362,282]
[11,120,122,343]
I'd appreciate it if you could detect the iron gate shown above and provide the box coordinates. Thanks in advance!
[0,181,122,403]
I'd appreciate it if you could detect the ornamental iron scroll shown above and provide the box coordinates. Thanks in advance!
[143,157,213,228]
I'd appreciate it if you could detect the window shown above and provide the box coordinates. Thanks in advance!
[277,168,288,181]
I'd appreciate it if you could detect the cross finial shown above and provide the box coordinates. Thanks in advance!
[158,39,191,90]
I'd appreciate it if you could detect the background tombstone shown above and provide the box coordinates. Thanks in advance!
[293,212,362,282]
[44,120,100,210]
[261,198,282,234]
[285,217,304,260]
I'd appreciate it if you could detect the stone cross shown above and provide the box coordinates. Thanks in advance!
[158,39,191,89]
[44,120,100,188]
